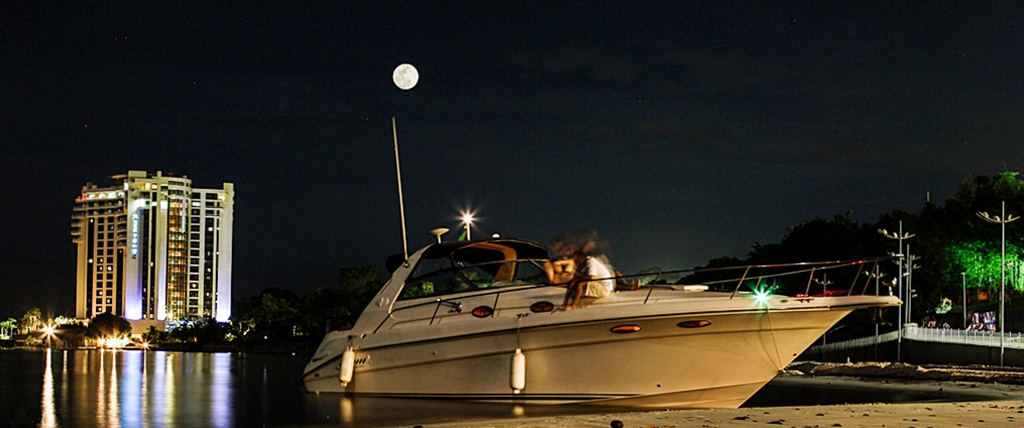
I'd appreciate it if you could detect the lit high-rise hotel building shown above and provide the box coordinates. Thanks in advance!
[72,170,234,323]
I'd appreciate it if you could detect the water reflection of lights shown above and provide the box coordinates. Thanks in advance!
[108,349,120,428]
[40,349,56,428]
[120,351,144,427]
[95,349,122,427]
[211,353,232,427]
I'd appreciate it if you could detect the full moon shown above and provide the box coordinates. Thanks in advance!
[392,63,419,90]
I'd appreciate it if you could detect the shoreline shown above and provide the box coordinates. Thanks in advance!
[388,369,1024,428]
[433,400,1024,428]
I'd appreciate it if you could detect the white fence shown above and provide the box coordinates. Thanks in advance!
[903,325,1024,349]
[807,325,1024,354]
[809,330,899,354]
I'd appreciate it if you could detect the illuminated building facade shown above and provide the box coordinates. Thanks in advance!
[72,171,234,323]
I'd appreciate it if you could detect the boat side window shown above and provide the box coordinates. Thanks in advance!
[513,260,548,284]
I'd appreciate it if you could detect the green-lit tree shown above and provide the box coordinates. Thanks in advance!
[947,240,1024,293]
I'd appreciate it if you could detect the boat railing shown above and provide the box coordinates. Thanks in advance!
[376,255,899,332]
[615,255,897,302]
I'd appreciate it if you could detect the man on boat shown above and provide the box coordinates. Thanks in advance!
[547,233,616,309]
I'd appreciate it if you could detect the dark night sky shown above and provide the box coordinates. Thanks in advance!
[2,2,1021,320]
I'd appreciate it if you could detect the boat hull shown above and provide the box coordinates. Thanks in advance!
[303,306,854,408]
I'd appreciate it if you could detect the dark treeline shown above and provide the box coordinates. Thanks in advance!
[150,266,383,345]
[691,172,1024,333]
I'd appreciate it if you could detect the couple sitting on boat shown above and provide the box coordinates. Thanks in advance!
[546,232,637,309]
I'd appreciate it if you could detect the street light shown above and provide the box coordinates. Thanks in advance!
[976,200,1019,366]
[961,272,967,329]
[461,213,474,241]
[42,324,55,349]
[862,267,887,360]
[902,247,921,324]
[813,275,833,355]
[879,221,914,361]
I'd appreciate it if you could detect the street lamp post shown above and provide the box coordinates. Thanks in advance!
[461,213,474,241]
[961,272,967,329]
[903,248,920,325]
[976,200,1019,366]
[862,267,886,360]
[879,221,915,362]
[813,275,833,353]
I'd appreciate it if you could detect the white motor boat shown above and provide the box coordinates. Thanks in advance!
[302,237,900,409]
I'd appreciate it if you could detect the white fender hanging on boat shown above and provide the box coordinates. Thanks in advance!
[339,347,355,386]
[510,348,526,393]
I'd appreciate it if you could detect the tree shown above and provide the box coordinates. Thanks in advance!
[20,308,41,334]
[168,319,229,343]
[0,318,16,338]
[336,266,383,320]
[232,290,302,341]
[86,312,132,339]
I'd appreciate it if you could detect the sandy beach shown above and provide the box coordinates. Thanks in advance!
[438,400,1024,427]
[403,364,1024,428]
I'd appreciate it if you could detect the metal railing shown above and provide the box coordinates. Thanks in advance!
[903,325,1024,349]
[807,325,1024,354]
[809,330,899,353]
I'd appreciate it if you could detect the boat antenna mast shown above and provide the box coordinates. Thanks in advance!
[392,117,409,260]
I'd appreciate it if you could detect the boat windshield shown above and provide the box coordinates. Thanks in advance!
[399,259,549,300]
[395,235,557,303]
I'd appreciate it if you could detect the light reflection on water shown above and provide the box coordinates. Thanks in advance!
[3,349,257,427]
[2,348,628,427]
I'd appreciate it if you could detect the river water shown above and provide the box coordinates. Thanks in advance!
[0,348,1009,427]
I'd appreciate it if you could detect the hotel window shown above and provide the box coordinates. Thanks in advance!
[106,273,113,279]
[106,298,112,304]
[96,290,103,296]
[106,306,112,313]
[106,290,113,296]
[107,249,113,255]
[96,306,102,314]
